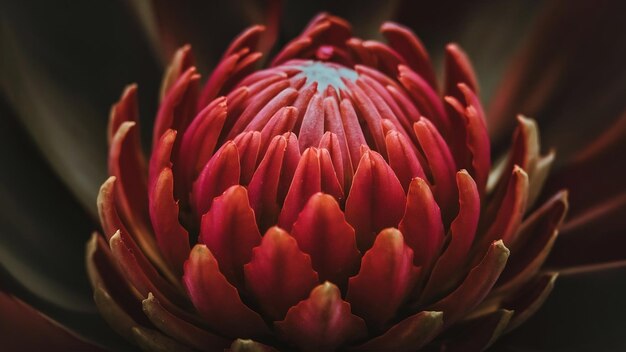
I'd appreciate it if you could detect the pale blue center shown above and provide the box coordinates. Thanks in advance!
[294,61,358,93]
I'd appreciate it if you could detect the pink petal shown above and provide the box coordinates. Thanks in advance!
[244,227,319,321]
[275,282,367,351]
[183,245,269,338]
[347,228,421,330]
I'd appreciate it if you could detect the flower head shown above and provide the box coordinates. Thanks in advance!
[89,13,567,351]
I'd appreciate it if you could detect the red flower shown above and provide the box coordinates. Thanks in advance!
[87,13,569,351]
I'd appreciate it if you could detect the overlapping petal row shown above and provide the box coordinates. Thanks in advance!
[87,13,568,352]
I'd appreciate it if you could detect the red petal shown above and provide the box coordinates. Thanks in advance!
[160,45,195,101]
[495,191,567,294]
[199,185,261,287]
[385,130,426,191]
[142,293,230,351]
[345,150,406,251]
[275,282,367,351]
[347,228,420,330]
[192,141,241,217]
[108,121,150,241]
[244,227,319,321]
[153,67,200,148]
[97,176,129,241]
[232,131,262,185]
[380,22,437,89]
[298,94,325,151]
[149,168,191,274]
[427,240,510,324]
[291,193,360,287]
[351,311,443,352]
[480,166,529,249]
[108,84,139,145]
[319,132,346,191]
[278,147,322,231]
[248,135,286,230]
[183,245,269,338]
[109,231,191,320]
[444,44,479,103]
[413,118,457,217]
[398,177,444,269]
[149,129,176,192]
[176,97,227,190]
[258,106,299,160]
[398,65,449,133]
[420,171,480,301]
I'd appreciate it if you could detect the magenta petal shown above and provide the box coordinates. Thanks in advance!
[244,227,319,321]
[291,193,360,287]
[347,228,420,330]
[427,240,510,324]
[502,273,558,332]
[345,150,406,251]
[192,141,241,217]
[183,245,269,338]
[275,282,367,351]
[200,185,262,286]
[351,311,443,352]
[398,177,444,269]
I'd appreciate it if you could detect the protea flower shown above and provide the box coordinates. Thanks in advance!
[3,1,626,351]
[85,13,569,351]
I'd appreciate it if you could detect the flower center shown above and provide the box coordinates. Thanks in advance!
[292,61,359,93]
